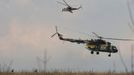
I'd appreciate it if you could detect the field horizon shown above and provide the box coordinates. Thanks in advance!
[0,71,133,75]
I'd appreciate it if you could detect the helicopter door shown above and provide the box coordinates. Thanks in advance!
[100,45,107,50]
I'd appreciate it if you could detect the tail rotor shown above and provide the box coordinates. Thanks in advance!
[51,26,59,38]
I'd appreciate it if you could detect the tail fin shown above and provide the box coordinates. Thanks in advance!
[78,5,82,9]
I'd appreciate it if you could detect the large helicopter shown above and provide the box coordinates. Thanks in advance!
[51,26,134,57]
[57,0,82,13]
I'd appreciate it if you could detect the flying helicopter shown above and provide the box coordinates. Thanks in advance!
[51,26,134,57]
[57,0,82,13]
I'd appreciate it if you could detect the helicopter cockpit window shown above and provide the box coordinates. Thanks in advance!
[112,46,117,50]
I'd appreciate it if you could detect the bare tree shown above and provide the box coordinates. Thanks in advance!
[127,0,134,25]
[117,46,128,73]
[112,61,116,73]
[36,49,51,72]
[36,56,42,72]
[127,0,134,32]
[0,60,14,72]
[131,45,134,74]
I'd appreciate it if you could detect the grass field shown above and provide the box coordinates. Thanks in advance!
[0,72,133,75]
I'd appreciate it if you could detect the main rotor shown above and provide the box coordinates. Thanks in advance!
[92,32,134,41]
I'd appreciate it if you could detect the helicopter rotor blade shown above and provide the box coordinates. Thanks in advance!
[57,1,68,6]
[51,33,57,38]
[103,37,134,41]
[92,32,103,39]
[62,0,70,7]
[51,26,59,38]
[92,32,134,41]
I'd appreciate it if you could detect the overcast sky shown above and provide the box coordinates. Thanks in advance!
[0,0,134,72]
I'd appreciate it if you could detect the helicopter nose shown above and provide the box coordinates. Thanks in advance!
[115,49,118,53]
[113,48,118,53]
[112,46,118,53]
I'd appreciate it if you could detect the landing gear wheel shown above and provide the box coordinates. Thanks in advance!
[96,52,99,55]
[108,53,111,57]
[91,51,94,54]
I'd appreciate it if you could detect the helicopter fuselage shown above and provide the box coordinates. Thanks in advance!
[62,6,81,13]
[85,42,118,53]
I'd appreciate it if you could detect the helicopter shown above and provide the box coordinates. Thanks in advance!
[51,26,134,57]
[57,0,82,13]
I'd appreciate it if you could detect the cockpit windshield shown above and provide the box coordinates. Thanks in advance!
[112,46,118,52]
[112,46,117,50]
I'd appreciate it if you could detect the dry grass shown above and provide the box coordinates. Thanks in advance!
[0,72,133,75]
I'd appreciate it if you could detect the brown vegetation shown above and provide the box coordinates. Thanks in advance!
[0,72,133,75]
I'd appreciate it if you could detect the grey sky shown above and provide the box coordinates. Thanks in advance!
[0,0,134,72]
